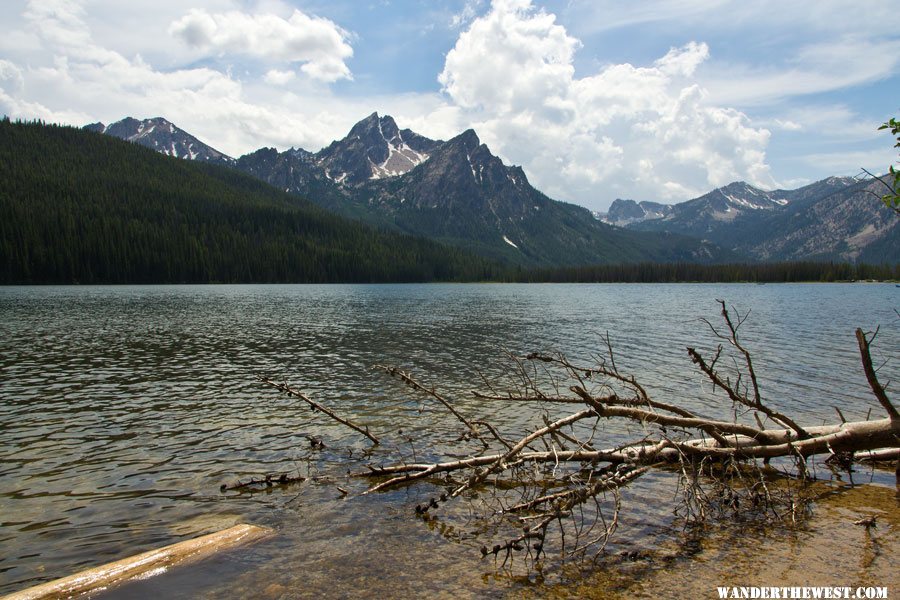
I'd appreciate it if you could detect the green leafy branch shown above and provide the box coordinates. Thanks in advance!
[871,117,900,214]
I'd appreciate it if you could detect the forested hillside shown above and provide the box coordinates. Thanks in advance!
[0,120,499,284]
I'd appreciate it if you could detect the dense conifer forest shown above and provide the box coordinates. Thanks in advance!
[0,119,499,283]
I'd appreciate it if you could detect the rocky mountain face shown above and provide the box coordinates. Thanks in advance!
[231,113,441,224]
[718,179,898,262]
[316,112,441,184]
[359,128,607,264]
[232,147,356,217]
[599,199,673,226]
[645,181,792,236]
[630,177,898,262]
[84,117,233,165]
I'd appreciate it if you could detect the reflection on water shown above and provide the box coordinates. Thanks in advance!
[0,283,897,597]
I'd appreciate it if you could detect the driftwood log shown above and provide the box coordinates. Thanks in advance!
[256,301,899,563]
[1,525,273,600]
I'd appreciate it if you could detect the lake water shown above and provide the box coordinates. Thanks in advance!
[0,283,897,597]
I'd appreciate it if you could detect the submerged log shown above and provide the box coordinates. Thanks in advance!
[1,524,273,600]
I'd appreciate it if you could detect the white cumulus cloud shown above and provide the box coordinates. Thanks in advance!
[654,41,709,77]
[439,0,578,116]
[436,0,776,207]
[169,8,353,82]
[263,69,296,85]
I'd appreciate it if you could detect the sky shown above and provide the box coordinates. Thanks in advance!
[1,0,898,212]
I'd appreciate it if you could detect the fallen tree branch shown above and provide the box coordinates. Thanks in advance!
[252,302,898,568]
[450,408,599,498]
[855,447,900,462]
[504,465,654,514]
[570,387,769,441]
[358,417,900,485]
[692,301,810,439]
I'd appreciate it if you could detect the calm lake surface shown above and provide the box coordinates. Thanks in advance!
[0,283,897,597]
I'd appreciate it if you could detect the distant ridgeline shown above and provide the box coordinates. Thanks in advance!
[0,119,500,284]
[510,261,900,283]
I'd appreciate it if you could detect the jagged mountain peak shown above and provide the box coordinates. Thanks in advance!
[712,181,786,210]
[316,113,441,185]
[100,117,176,141]
[661,180,789,223]
[452,128,480,149]
[824,175,857,185]
[438,129,482,159]
[628,174,896,263]
[288,147,313,159]
[349,112,399,139]
[418,127,525,192]
[84,116,233,165]
[360,110,380,123]
[601,199,673,227]
[83,121,105,134]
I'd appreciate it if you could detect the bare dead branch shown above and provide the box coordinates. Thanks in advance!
[686,346,809,438]
[219,472,306,492]
[450,408,600,498]
[570,386,768,441]
[471,390,583,403]
[257,375,380,445]
[472,419,514,450]
[855,328,900,420]
[376,365,486,445]
[504,465,653,513]
[519,352,733,450]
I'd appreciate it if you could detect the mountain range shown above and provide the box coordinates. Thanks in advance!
[85,114,899,265]
[83,114,726,266]
[625,178,898,263]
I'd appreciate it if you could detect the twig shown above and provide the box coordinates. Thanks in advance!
[450,408,599,498]
[220,472,306,492]
[505,466,652,513]
[257,375,380,445]
[377,365,485,445]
